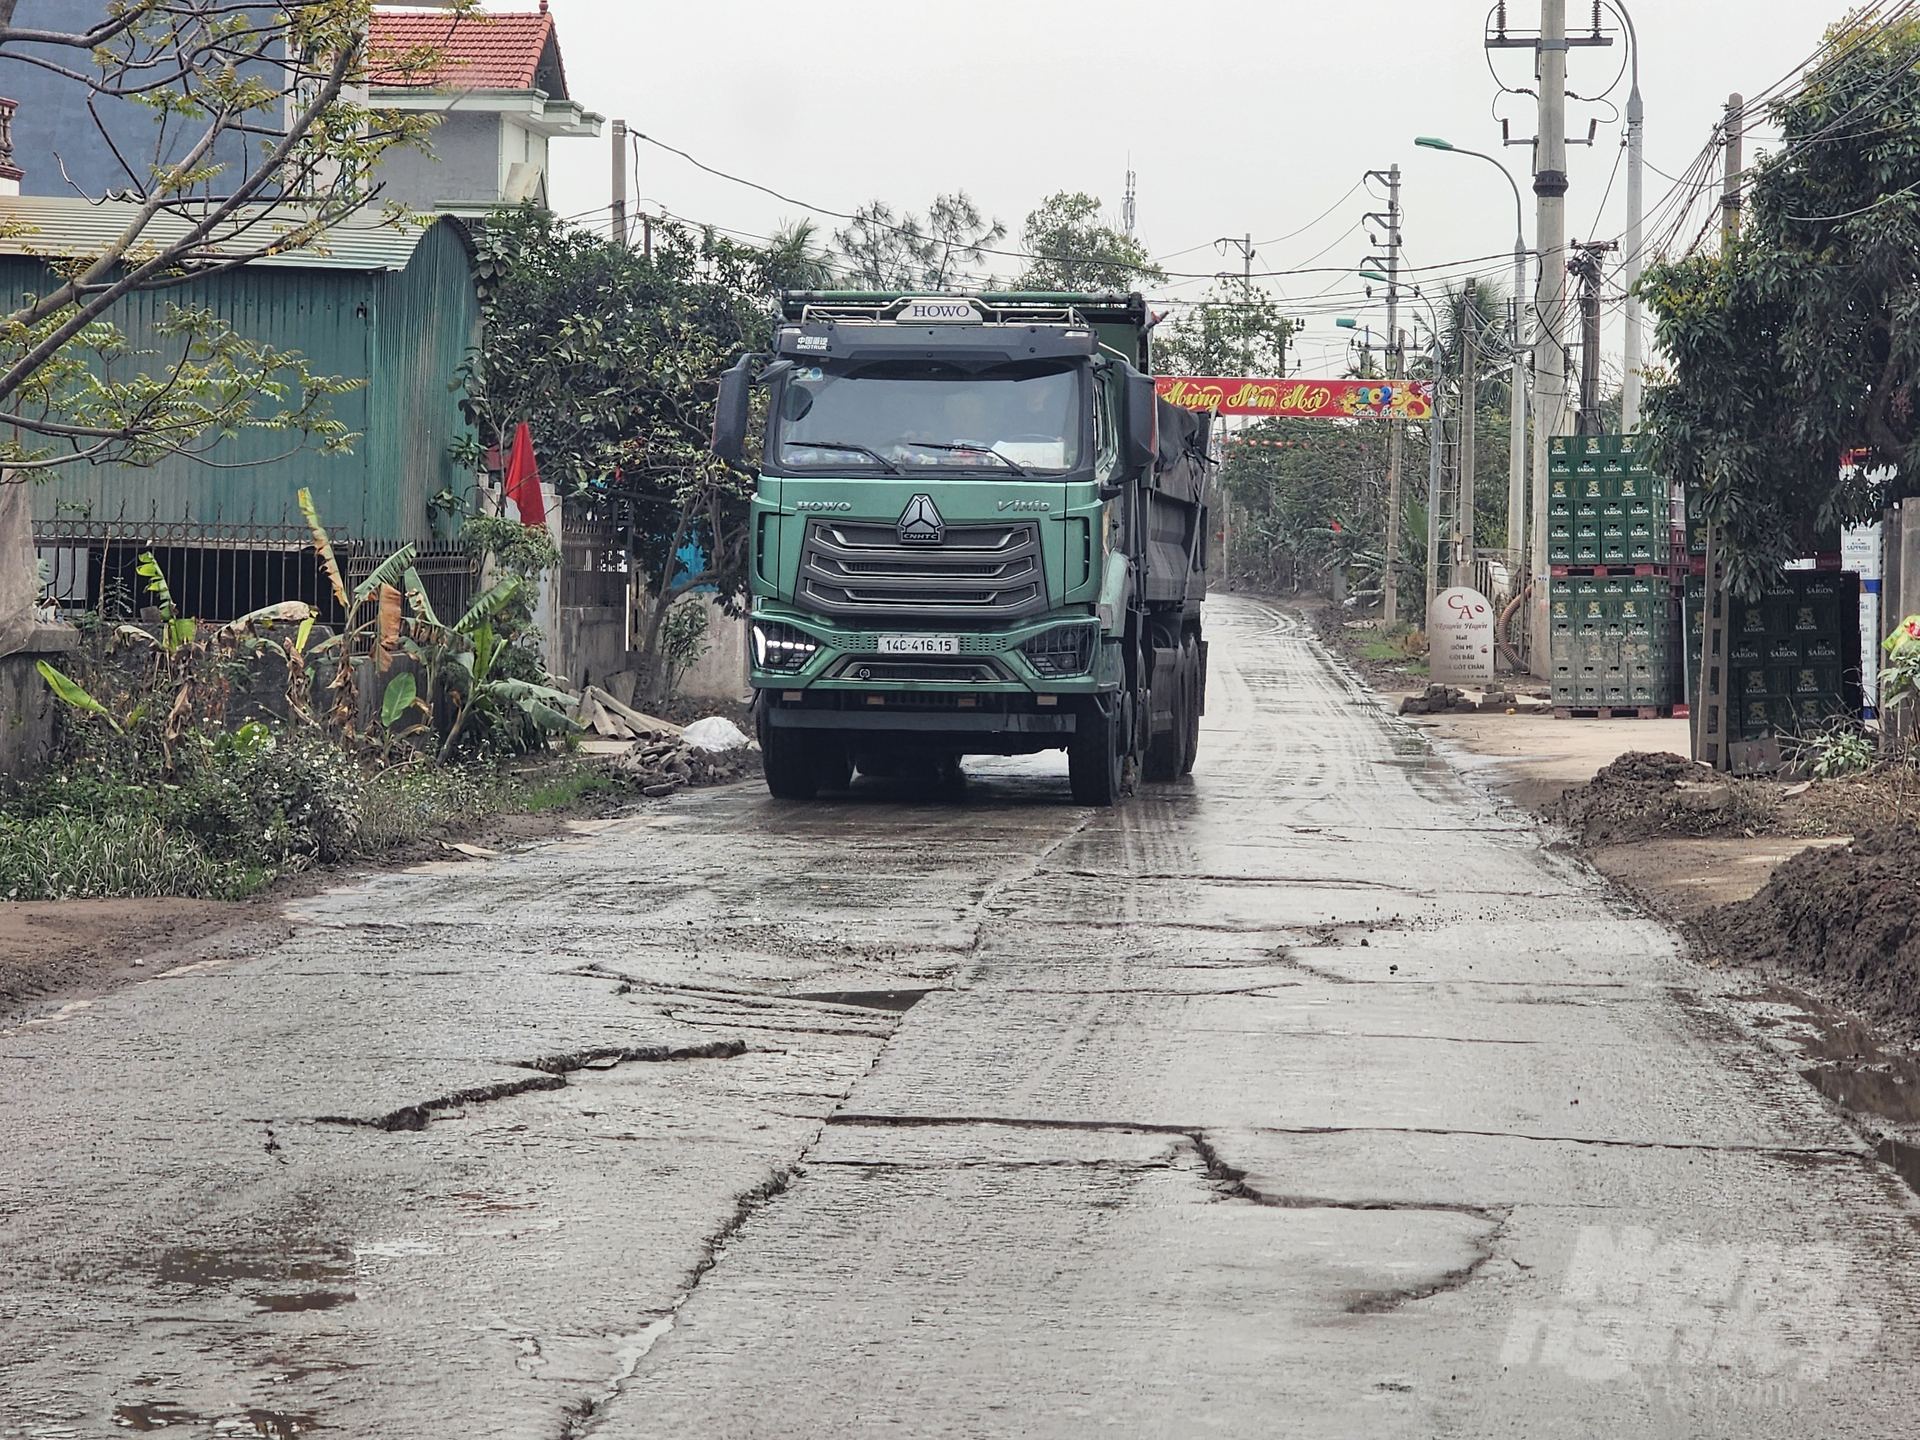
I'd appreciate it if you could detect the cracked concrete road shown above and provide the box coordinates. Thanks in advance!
[4,596,1918,1438]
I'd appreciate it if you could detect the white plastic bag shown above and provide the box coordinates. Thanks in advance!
[681,716,750,752]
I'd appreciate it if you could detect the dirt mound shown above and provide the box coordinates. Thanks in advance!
[1547,750,1778,846]
[1704,826,1920,1039]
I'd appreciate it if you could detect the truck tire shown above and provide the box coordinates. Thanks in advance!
[756,706,820,800]
[1142,667,1186,782]
[1069,698,1123,806]
[1179,634,1202,776]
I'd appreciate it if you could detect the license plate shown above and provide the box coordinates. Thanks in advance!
[877,634,958,655]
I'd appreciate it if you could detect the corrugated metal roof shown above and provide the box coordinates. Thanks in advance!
[368,10,560,93]
[0,197,446,271]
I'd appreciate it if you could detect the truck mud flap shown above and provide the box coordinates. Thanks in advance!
[765,709,1076,735]
[1198,639,1209,715]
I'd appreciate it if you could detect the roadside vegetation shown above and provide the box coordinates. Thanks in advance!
[3,494,628,901]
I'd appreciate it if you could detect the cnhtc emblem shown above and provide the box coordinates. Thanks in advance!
[896,493,945,545]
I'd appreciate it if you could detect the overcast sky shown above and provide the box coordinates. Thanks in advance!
[540,0,1840,377]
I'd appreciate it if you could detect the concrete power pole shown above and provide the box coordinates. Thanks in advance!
[1619,3,1645,430]
[1506,222,1529,621]
[1570,240,1617,430]
[610,118,628,247]
[1528,0,1569,675]
[1721,93,1745,244]
[1426,323,1446,618]
[1486,0,1611,670]
[1370,165,1405,625]
[1695,93,1744,769]
[1458,308,1477,589]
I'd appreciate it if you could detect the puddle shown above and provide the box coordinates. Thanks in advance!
[792,988,930,1012]
[1799,1066,1920,1126]
[155,1245,353,1288]
[255,1290,355,1313]
[1729,982,1920,1178]
[1877,1135,1920,1194]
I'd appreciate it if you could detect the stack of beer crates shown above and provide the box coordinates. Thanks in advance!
[1547,434,1684,716]
[1683,568,1864,740]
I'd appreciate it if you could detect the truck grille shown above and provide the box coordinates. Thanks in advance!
[827,656,1006,683]
[797,520,1046,621]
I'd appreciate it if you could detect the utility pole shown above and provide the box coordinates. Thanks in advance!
[1721,93,1745,244]
[1507,222,1529,623]
[1569,239,1616,431]
[1618,2,1645,429]
[610,117,628,247]
[1425,322,1446,618]
[1696,93,1743,770]
[1123,165,1137,238]
[1458,307,1477,589]
[1532,1,1569,673]
[1215,234,1257,372]
[1413,136,1531,640]
[1365,166,1404,624]
[1488,1,1608,670]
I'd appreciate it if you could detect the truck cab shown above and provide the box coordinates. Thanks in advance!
[711,291,1212,805]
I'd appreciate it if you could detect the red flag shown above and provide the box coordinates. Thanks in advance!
[503,422,546,526]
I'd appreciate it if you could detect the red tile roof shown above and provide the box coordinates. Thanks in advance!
[368,9,565,94]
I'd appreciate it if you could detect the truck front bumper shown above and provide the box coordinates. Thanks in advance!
[746,606,1114,694]
[762,707,1076,734]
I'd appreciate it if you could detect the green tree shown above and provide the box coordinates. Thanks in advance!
[0,0,464,472]
[1155,281,1295,376]
[766,218,840,290]
[455,206,785,700]
[1637,10,1920,593]
[1015,192,1165,292]
[831,193,1004,290]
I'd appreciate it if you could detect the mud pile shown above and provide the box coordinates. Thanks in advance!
[1704,826,1920,1038]
[1546,750,1778,846]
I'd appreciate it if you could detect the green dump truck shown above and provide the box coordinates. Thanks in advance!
[711,291,1213,805]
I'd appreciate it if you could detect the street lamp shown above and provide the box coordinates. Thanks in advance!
[1415,134,1531,620]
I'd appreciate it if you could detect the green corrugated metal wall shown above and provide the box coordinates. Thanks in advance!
[14,218,480,543]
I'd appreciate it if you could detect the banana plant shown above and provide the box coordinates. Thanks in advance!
[36,586,317,749]
[299,486,422,737]
[34,660,128,734]
[423,576,579,761]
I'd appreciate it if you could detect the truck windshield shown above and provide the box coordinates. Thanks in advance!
[774,359,1082,474]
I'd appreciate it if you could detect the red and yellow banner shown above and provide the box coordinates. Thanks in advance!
[1156,376,1433,421]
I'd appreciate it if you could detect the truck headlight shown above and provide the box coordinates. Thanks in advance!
[1020,625,1096,678]
[752,621,818,673]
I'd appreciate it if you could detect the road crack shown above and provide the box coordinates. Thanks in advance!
[316,1040,747,1132]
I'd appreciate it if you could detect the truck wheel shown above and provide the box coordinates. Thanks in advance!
[1142,668,1186,782]
[1179,635,1202,776]
[756,706,819,800]
[1068,698,1123,806]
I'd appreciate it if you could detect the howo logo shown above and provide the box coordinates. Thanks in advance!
[897,493,945,544]
[997,499,1050,512]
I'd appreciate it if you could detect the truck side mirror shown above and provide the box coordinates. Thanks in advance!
[712,355,754,465]
[1124,370,1158,474]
